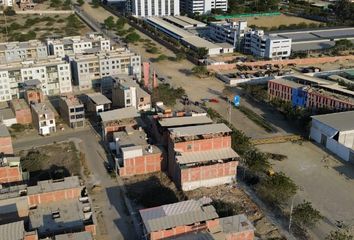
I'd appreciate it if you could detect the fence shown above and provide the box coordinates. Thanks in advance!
[214,12,281,20]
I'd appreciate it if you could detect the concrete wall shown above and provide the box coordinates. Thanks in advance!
[14,108,32,124]
[118,152,164,176]
[339,130,354,149]
[27,187,82,206]
[0,136,14,154]
[0,166,22,184]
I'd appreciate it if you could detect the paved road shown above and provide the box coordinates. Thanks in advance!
[14,128,137,240]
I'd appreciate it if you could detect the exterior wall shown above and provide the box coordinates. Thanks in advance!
[24,89,44,104]
[14,108,32,125]
[268,80,293,102]
[132,0,180,17]
[137,94,151,111]
[85,224,97,236]
[179,161,238,191]
[0,195,29,222]
[174,136,231,152]
[24,232,39,240]
[0,166,22,184]
[31,109,56,135]
[118,152,163,176]
[306,91,354,111]
[338,130,354,149]
[149,219,219,240]
[291,87,307,108]
[59,99,85,128]
[27,187,82,206]
[225,229,255,240]
[183,0,227,14]
[0,136,14,154]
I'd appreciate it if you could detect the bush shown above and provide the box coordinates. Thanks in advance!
[4,7,16,16]
[11,123,26,132]
[125,32,140,43]
[146,46,159,54]
[292,201,323,229]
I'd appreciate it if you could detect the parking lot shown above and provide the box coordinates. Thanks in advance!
[257,141,354,239]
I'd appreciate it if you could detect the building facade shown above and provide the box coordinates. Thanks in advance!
[9,99,32,124]
[181,0,227,15]
[31,103,56,135]
[0,40,48,64]
[0,156,22,185]
[71,49,141,90]
[0,124,13,154]
[130,0,180,17]
[59,95,85,128]
[209,20,247,49]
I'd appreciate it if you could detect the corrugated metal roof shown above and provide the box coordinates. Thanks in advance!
[55,232,93,240]
[159,116,212,127]
[169,123,231,137]
[99,107,139,122]
[165,231,216,240]
[176,148,239,164]
[0,221,24,240]
[311,111,354,131]
[0,124,10,137]
[86,92,112,105]
[219,214,255,233]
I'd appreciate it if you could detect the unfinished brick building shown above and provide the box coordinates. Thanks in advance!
[24,88,44,105]
[10,99,32,125]
[167,123,239,191]
[0,124,14,154]
[0,156,23,185]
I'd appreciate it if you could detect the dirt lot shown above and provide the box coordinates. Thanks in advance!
[0,13,90,42]
[19,141,82,184]
[234,14,320,28]
[257,141,354,239]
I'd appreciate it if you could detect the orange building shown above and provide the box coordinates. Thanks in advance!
[9,99,32,124]
[0,156,22,185]
[0,124,13,154]
[24,88,44,105]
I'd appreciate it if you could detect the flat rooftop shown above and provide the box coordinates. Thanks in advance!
[55,232,93,240]
[139,197,218,233]
[10,98,30,111]
[146,17,194,39]
[86,92,111,105]
[176,148,239,164]
[311,111,354,131]
[0,220,25,240]
[0,108,16,120]
[0,156,21,167]
[61,95,83,107]
[27,176,81,195]
[0,124,10,137]
[219,214,255,234]
[0,56,67,71]
[169,123,232,137]
[99,106,139,123]
[0,40,45,51]
[73,48,138,61]
[158,115,213,128]
[114,128,148,147]
[174,15,207,27]
[31,103,54,116]
[270,78,306,88]
[182,36,222,50]
[163,16,193,28]
[0,184,27,200]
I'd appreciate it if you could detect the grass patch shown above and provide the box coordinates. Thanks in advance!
[238,105,276,133]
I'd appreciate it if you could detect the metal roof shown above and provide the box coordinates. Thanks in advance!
[86,92,112,105]
[270,78,305,88]
[55,232,93,240]
[0,108,16,120]
[99,107,139,123]
[176,147,239,164]
[139,198,218,233]
[182,36,222,50]
[146,17,194,39]
[27,176,81,195]
[169,123,232,137]
[158,115,212,127]
[311,111,354,131]
[165,231,216,240]
[0,221,24,240]
[163,16,193,28]
[219,214,255,233]
[291,41,336,52]
[174,16,206,27]
[0,124,10,137]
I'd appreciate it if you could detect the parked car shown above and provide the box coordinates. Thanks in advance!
[210,98,219,103]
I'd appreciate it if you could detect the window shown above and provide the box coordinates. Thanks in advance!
[187,144,192,150]
[70,108,75,113]
[50,120,54,124]
[140,97,144,102]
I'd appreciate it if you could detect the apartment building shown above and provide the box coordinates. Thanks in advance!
[0,40,48,64]
[59,95,85,128]
[31,103,56,135]
[9,99,32,124]
[114,128,163,176]
[130,0,180,17]
[244,30,292,59]
[85,92,112,115]
[47,33,111,58]
[209,20,247,49]
[111,75,151,111]
[0,124,13,154]
[0,57,72,102]
[181,0,227,15]
[0,156,23,185]
[71,49,141,90]
[167,123,239,191]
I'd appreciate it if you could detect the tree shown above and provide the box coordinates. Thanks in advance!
[326,229,353,240]
[292,201,323,229]
[333,0,354,22]
[4,7,16,16]
[125,32,140,43]
[334,39,354,51]
[196,47,208,59]
[104,16,115,30]
[191,65,208,77]
[243,149,271,173]
[77,0,84,5]
[116,18,126,30]
[257,172,297,205]
[175,52,186,61]
[91,0,99,8]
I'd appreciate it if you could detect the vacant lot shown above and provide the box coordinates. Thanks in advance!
[257,141,354,239]
[0,14,90,42]
[235,14,320,28]
[20,141,81,184]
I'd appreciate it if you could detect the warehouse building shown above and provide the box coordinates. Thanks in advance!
[310,111,354,162]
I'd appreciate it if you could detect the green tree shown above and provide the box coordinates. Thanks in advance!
[175,52,186,61]
[125,32,141,43]
[243,149,271,173]
[334,39,354,51]
[4,7,16,16]
[91,0,99,8]
[326,229,353,240]
[191,65,208,77]
[104,16,115,30]
[196,47,208,59]
[116,18,126,29]
[77,0,84,5]
[292,201,323,229]
[333,0,354,22]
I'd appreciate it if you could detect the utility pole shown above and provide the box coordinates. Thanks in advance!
[228,99,231,123]
[288,195,296,233]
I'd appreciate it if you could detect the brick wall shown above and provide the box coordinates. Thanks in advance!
[14,108,33,124]
[118,152,164,176]
[24,232,39,240]
[104,123,137,141]
[268,81,293,102]
[0,136,14,154]
[0,166,22,184]
[85,224,96,236]
[27,187,82,206]
[225,229,255,240]
[174,136,231,152]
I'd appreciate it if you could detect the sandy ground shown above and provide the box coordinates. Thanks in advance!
[233,14,320,28]
[257,141,354,239]
[82,3,119,23]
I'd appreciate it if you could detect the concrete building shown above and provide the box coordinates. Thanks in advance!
[130,0,180,17]
[85,92,112,116]
[111,75,151,111]
[99,106,140,141]
[55,232,93,240]
[0,106,17,127]
[310,111,354,162]
[59,95,85,128]
[181,0,227,15]
[70,48,141,90]
[46,33,111,58]
[24,88,44,105]
[167,123,239,191]
[31,103,56,135]
[139,197,220,239]
[0,221,38,240]
[114,128,163,176]
[244,30,292,59]
[0,124,13,154]
[0,40,48,64]
[0,57,72,102]
[162,16,207,29]
[10,99,32,124]
[0,156,23,185]
[209,20,247,49]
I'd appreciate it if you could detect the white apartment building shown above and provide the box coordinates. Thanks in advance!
[181,0,227,15]
[46,33,111,58]
[31,103,56,135]
[0,40,48,64]
[0,57,72,102]
[0,0,13,7]
[244,30,292,59]
[130,0,180,17]
[209,20,247,49]
[71,48,141,90]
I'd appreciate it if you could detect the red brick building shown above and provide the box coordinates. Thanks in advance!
[24,88,44,105]
[114,128,164,176]
[167,123,239,191]
[0,124,14,154]
[0,156,22,184]
[9,99,32,125]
